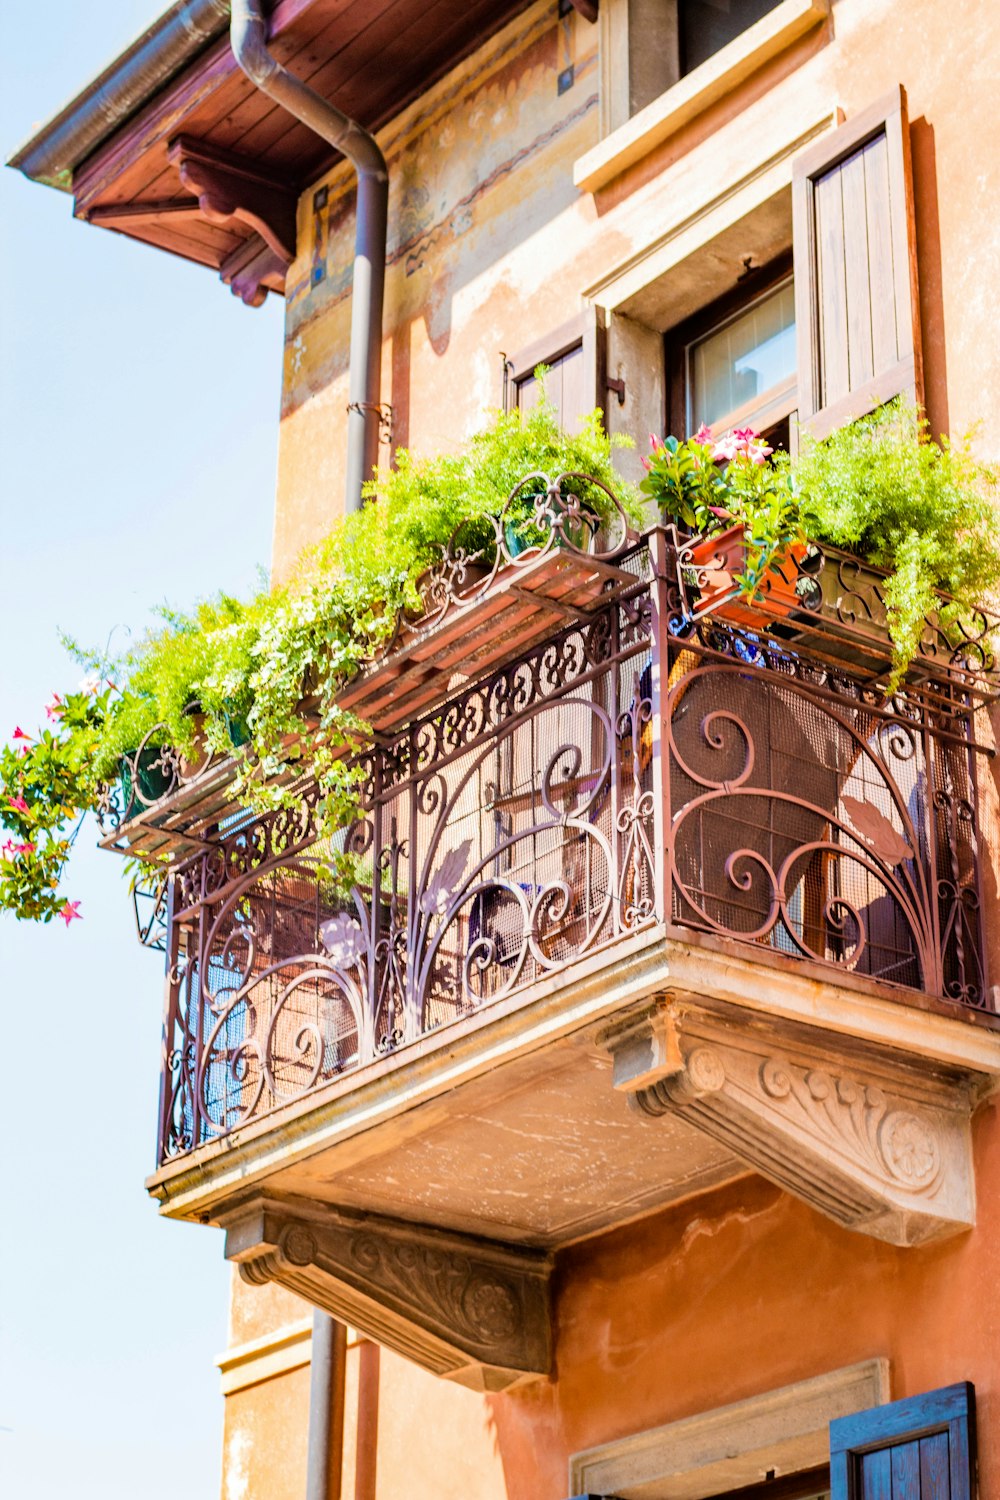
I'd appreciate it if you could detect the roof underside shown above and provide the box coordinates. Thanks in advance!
[11,0,536,302]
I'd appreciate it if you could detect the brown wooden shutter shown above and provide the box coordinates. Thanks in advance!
[830,1383,977,1499]
[792,85,922,438]
[510,308,607,432]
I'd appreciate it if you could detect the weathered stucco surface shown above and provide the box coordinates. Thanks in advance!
[217,0,1000,1494]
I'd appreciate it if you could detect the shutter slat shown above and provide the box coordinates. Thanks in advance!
[862,1447,892,1499]
[840,144,875,391]
[919,1432,950,1494]
[863,133,898,374]
[814,163,850,406]
[890,1439,920,1497]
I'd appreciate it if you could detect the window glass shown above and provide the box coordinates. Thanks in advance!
[679,0,784,75]
[688,279,795,431]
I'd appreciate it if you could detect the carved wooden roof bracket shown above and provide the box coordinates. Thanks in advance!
[167,135,298,264]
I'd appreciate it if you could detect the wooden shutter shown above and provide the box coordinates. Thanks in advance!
[830,1382,977,1499]
[792,84,922,438]
[510,308,607,433]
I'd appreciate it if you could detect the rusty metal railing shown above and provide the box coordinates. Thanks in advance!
[153,528,994,1164]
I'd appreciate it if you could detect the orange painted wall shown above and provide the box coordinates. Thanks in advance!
[492,1098,1000,1494]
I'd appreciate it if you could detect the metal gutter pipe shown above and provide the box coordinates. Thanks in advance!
[230,0,389,512]
[8,0,231,190]
[306,1314,347,1500]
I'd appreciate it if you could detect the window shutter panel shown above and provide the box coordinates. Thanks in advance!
[511,308,607,432]
[792,84,922,438]
[830,1382,977,1499]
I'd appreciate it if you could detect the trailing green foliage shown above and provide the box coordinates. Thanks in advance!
[794,402,1000,681]
[0,397,637,922]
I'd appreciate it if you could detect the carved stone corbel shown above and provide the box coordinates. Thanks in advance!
[609,1003,976,1246]
[168,135,298,264]
[223,1197,552,1391]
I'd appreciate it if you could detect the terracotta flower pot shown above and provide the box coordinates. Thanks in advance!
[686,525,808,628]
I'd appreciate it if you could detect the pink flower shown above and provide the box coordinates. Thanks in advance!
[7,795,29,814]
[1,839,16,863]
[45,694,64,719]
[711,435,739,464]
[732,427,759,445]
[59,900,82,926]
[12,726,32,742]
[640,454,652,472]
[692,424,713,445]
[648,432,665,452]
[12,841,35,856]
[746,441,773,466]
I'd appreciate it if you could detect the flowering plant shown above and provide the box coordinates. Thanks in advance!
[1,395,640,925]
[642,404,1000,688]
[640,425,806,600]
[0,677,114,922]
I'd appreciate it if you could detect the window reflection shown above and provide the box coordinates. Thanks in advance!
[689,279,796,431]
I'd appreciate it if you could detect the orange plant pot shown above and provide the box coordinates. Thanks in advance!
[686,525,808,628]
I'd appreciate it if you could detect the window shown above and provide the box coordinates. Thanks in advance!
[666,255,798,451]
[689,279,796,429]
[587,0,828,163]
[505,309,608,433]
[659,84,921,450]
[568,1361,889,1499]
[679,0,784,76]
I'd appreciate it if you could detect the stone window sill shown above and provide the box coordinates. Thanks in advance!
[573,0,830,194]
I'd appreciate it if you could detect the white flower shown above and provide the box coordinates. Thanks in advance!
[78,671,102,695]
[319,913,365,969]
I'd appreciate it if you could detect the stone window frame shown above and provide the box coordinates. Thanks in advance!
[568,1359,889,1499]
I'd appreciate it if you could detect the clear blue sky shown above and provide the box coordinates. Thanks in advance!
[1,7,285,1496]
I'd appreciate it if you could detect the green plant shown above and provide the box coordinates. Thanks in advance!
[2,394,637,922]
[642,404,1000,686]
[0,681,113,922]
[794,401,1000,682]
[640,426,806,599]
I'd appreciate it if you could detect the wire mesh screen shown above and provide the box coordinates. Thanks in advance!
[665,648,984,1002]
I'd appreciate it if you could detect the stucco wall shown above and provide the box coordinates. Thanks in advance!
[271,0,1000,578]
[226,1,1000,1495]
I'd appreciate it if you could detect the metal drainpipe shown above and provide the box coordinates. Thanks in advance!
[305,1313,347,1500]
[230,0,388,512]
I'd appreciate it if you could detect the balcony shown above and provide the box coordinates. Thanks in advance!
[101,487,1000,1390]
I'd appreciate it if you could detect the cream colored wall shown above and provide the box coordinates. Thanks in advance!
[217,1274,507,1500]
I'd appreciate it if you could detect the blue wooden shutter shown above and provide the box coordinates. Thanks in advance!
[830,1382,976,1499]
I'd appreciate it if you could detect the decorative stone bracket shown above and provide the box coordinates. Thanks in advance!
[223,1197,552,1391]
[607,1001,978,1246]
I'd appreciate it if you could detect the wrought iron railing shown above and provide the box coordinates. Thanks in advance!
[152,527,995,1164]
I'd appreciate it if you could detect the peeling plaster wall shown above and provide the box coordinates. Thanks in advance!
[272,0,1000,580]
